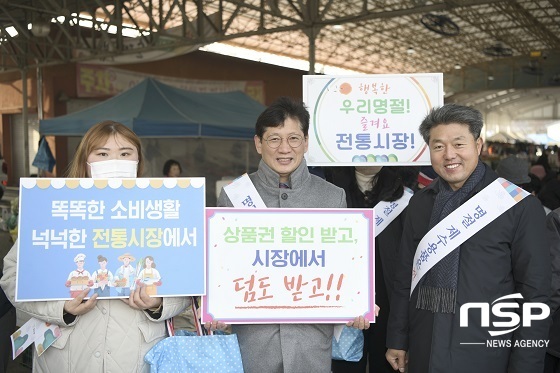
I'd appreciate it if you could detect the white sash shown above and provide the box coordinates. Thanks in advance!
[373,187,413,237]
[223,173,266,208]
[410,178,529,295]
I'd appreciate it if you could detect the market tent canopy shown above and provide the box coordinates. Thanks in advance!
[39,78,266,138]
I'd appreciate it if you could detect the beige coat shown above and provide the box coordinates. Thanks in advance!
[0,241,190,373]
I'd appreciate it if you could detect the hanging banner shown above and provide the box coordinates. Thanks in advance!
[202,208,376,323]
[303,73,443,166]
[76,64,265,103]
[15,177,206,301]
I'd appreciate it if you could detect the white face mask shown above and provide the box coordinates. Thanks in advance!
[88,159,138,178]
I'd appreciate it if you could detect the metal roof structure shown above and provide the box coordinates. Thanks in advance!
[1,0,560,133]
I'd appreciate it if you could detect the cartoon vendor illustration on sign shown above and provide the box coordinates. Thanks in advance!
[113,253,136,296]
[91,255,114,297]
[64,253,92,298]
[135,256,162,296]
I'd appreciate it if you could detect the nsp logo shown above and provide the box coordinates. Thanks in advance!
[460,293,549,336]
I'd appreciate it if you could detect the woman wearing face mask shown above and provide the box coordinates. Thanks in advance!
[0,120,190,372]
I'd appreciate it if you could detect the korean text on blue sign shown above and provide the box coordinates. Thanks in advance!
[16,178,206,301]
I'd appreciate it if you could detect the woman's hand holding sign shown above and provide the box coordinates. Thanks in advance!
[63,288,98,318]
[123,283,163,315]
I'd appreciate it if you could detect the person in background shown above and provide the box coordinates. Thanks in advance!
[549,146,560,173]
[0,120,190,372]
[326,165,417,373]
[213,96,370,373]
[496,155,550,213]
[529,173,545,197]
[537,148,553,176]
[539,172,560,213]
[496,155,531,189]
[532,164,548,182]
[386,104,551,372]
[162,159,182,177]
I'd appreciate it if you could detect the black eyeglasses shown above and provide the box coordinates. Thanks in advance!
[264,135,305,149]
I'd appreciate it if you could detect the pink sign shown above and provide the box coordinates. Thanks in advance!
[202,208,375,324]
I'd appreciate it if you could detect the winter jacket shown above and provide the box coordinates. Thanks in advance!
[0,241,190,373]
[387,164,551,373]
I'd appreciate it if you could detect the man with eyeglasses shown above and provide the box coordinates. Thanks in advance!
[216,96,370,373]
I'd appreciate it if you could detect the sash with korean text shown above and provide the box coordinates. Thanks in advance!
[373,187,413,237]
[410,178,529,295]
[223,173,266,208]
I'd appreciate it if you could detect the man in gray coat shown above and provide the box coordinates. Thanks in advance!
[217,96,369,373]
[386,104,551,373]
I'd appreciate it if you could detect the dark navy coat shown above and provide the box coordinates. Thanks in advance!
[387,164,551,373]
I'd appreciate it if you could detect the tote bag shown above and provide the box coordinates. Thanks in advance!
[331,325,364,362]
[144,297,244,373]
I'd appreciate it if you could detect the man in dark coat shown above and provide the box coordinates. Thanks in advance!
[386,104,551,373]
